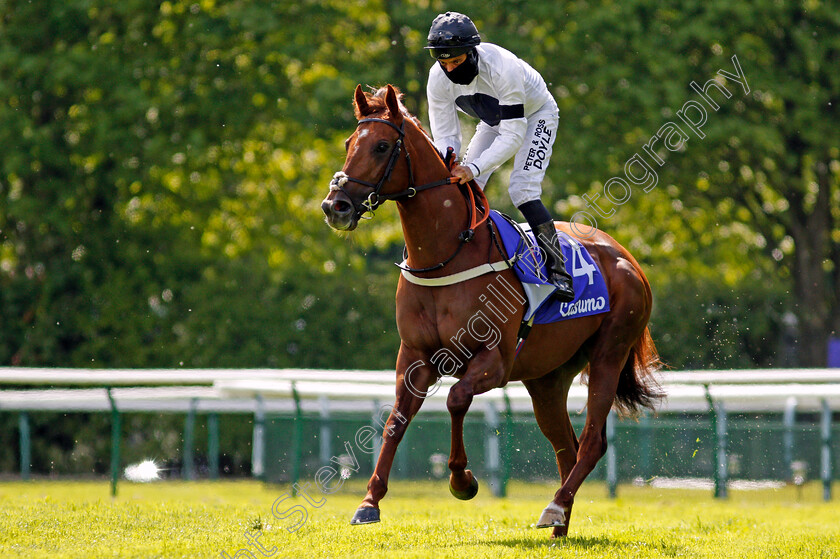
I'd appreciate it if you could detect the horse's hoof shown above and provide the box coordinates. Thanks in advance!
[536,502,566,528]
[449,471,479,500]
[350,506,380,525]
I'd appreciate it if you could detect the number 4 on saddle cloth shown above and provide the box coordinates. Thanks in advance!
[489,211,610,326]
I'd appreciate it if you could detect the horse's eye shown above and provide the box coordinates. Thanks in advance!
[374,141,390,154]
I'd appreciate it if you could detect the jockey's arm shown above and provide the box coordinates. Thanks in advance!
[427,69,462,157]
[465,63,529,179]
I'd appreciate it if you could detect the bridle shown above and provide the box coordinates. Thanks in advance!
[330,118,459,222]
[330,116,493,274]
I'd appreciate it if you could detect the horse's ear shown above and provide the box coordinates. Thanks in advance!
[354,84,372,118]
[384,85,404,125]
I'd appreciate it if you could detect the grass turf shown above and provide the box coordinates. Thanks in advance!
[1,479,838,558]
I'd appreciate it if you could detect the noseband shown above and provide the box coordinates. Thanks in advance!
[330,118,457,222]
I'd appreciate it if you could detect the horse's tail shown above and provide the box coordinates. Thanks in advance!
[613,326,665,416]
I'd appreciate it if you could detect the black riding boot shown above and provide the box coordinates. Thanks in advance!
[532,221,575,303]
[517,200,575,302]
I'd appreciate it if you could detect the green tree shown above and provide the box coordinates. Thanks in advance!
[0,0,403,368]
[529,1,838,366]
[2,0,836,373]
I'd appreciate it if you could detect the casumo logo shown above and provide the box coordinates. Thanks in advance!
[558,296,606,318]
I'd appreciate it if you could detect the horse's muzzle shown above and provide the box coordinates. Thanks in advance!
[321,192,358,231]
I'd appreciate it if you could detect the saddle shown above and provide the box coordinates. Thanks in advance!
[488,211,610,325]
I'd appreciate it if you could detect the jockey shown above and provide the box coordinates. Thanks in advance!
[425,11,575,302]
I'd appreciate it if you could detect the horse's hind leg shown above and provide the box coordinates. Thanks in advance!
[541,348,630,534]
[523,367,581,538]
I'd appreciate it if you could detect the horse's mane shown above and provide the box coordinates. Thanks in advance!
[355,85,429,136]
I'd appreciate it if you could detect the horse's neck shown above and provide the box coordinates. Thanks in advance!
[396,133,478,271]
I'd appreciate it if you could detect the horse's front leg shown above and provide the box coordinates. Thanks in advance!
[447,347,506,500]
[351,349,437,524]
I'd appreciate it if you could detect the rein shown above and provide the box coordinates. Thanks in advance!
[332,116,491,274]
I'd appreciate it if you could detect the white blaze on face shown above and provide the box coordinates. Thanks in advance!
[358,129,369,139]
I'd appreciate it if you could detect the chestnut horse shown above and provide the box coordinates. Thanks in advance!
[321,84,662,538]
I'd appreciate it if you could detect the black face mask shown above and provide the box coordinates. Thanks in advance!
[442,49,479,85]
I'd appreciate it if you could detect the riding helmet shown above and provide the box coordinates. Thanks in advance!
[425,12,481,60]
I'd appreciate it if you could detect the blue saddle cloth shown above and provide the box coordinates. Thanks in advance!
[489,211,610,324]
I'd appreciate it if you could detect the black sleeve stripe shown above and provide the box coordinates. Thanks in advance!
[455,94,525,126]
[499,104,525,120]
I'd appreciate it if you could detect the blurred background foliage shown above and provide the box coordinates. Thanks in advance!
[1,0,838,378]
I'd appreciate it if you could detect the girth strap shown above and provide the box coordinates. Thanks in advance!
[399,259,513,287]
